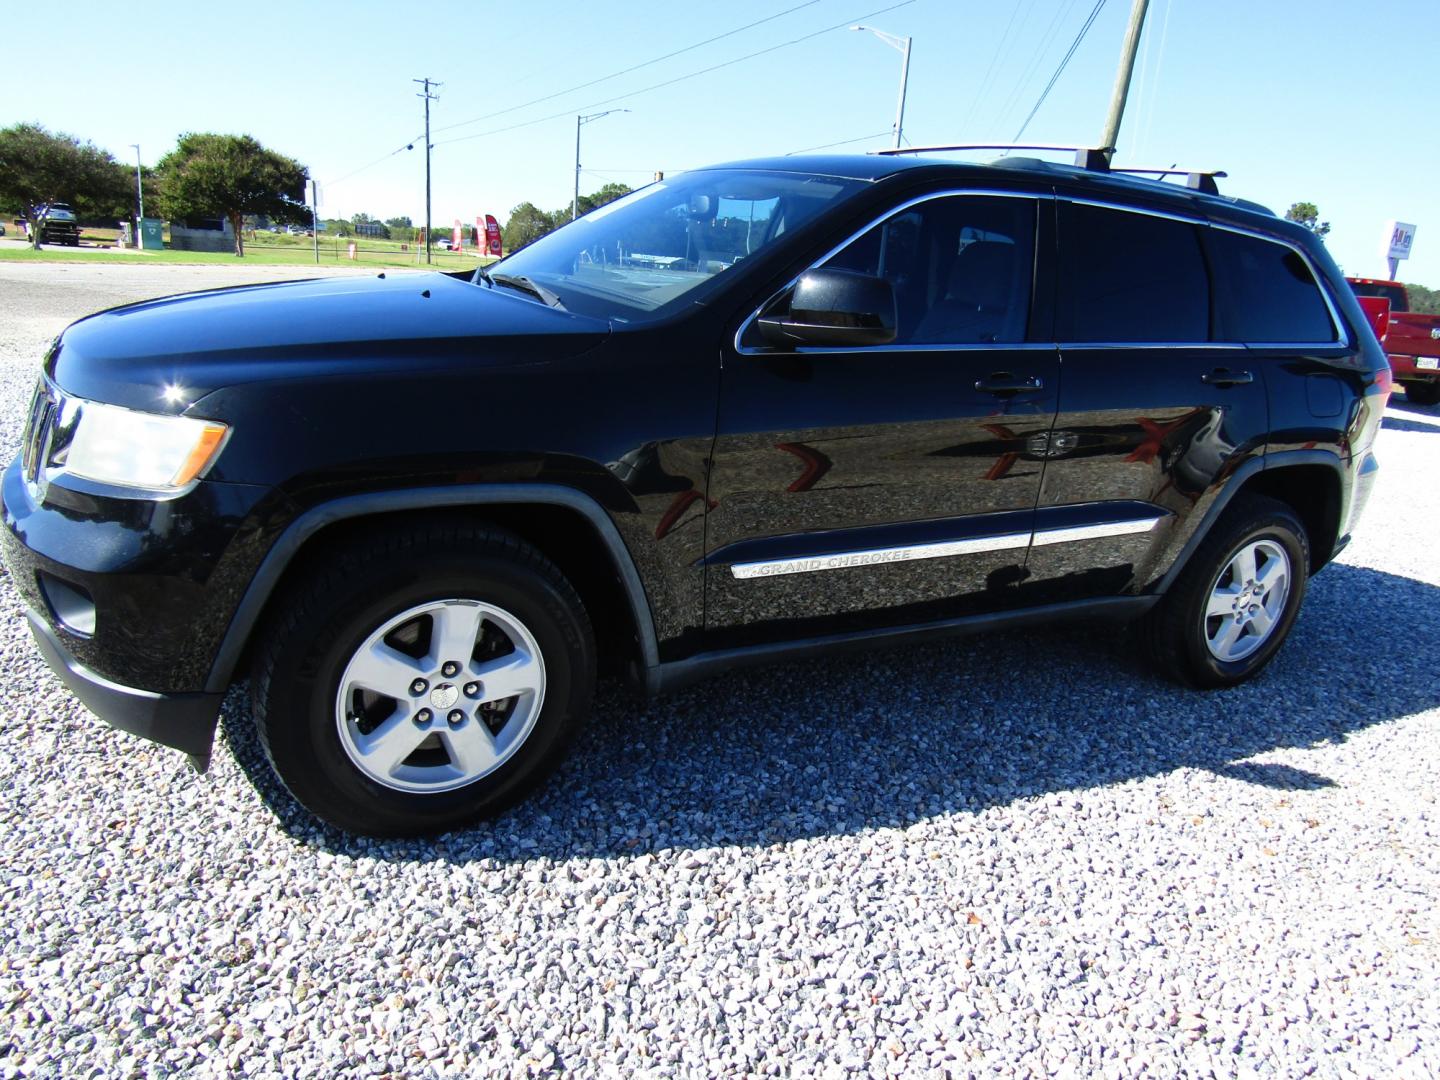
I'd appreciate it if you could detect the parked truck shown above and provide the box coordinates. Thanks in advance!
[35,202,80,247]
[1347,277,1440,405]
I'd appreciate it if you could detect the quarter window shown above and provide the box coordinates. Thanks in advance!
[820,195,1037,345]
[1208,229,1338,342]
[1062,204,1210,343]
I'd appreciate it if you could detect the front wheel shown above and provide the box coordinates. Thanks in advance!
[252,523,595,836]
[1141,494,1309,688]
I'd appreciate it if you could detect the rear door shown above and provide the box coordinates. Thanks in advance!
[1021,198,1270,605]
[703,190,1059,648]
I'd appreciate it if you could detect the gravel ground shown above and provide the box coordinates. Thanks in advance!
[0,263,1437,1078]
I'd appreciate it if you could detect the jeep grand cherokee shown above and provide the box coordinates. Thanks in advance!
[1,150,1388,836]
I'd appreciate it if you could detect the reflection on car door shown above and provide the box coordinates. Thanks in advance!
[1020,198,1270,605]
[704,192,1060,649]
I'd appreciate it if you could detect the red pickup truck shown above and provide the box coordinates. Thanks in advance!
[1347,277,1440,405]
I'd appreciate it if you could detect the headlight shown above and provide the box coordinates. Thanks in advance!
[64,400,229,494]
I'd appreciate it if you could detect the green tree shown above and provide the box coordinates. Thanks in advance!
[1405,282,1440,315]
[155,133,308,256]
[0,122,128,249]
[385,215,413,229]
[1285,201,1331,239]
[502,201,557,251]
[501,184,635,252]
[574,182,632,217]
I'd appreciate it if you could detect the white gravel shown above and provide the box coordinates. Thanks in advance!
[0,262,1437,1078]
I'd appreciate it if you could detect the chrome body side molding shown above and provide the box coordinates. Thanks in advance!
[729,514,1166,580]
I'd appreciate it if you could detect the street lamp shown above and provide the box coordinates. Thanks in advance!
[129,144,144,247]
[851,25,912,150]
[574,109,629,221]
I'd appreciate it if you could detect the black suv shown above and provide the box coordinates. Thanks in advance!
[2,150,1388,836]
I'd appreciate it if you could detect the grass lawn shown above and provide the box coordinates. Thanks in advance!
[0,241,494,270]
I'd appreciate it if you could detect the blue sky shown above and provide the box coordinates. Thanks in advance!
[5,0,1438,282]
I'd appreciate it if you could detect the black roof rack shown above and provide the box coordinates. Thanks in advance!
[1108,166,1228,196]
[874,143,1114,170]
[873,143,1227,195]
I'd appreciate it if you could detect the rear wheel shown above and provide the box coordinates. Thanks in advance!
[1403,381,1440,406]
[1141,494,1309,688]
[252,523,595,836]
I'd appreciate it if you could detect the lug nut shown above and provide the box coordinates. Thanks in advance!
[414,708,432,726]
[447,710,465,726]
[441,661,461,678]
[463,682,481,698]
[410,678,428,696]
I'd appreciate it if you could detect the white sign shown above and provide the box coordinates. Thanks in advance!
[1385,221,1417,261]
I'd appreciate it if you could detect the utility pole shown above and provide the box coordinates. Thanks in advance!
[850,26,912,150]
[414,77,440,264]
[310,179,320,265]
[573,110,629,221]
[1098,0,1150,161]
[128,144,143,247]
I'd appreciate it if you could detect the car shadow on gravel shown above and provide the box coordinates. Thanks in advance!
[220,562,1440,861]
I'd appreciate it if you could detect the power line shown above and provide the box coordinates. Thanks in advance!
[1012,0,1108,142]
[431,0,823,136]
[786,129,894,155]
[434,0,918,148]
[326,139,420,187]
[1136,0,1172,156]
[995,0,1078,132]
[959,0,1028,134]
[961,0,1031,136]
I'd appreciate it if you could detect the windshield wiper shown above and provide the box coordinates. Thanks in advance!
[484,271,566,310]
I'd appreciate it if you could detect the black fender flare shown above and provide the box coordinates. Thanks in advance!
[1153,449,1347,595]
[202,484,660,695]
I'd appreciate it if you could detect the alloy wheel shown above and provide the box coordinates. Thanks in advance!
[334,599,546,793]
[1203,539,1291,663]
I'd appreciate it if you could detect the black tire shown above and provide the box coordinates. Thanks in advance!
[252,521,595,837]
[1403,381,1440,407]
[1140,494,1309,688]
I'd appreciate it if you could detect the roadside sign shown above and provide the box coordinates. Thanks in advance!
[1384,221,1417,278]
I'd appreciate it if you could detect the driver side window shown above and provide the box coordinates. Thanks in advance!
[822,195,1037,346]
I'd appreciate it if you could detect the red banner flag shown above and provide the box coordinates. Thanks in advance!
[485,214,502,257]
[452,219,462,250]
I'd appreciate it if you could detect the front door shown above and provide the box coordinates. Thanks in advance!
[704,191,1059,649]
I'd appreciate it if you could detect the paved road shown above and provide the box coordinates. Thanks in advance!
[0,263,1436,1077]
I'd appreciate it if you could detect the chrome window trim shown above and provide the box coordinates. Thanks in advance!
[733,188,1052,357]
[1057,342,1244,351]
[1063,196,1206,226]
[733,187,1352,358]
[729,515,1165,580]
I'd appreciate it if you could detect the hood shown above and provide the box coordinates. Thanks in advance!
[45,271,611,411]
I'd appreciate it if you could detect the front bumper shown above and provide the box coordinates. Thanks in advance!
[25,608,222,755]
[2,455,278,757]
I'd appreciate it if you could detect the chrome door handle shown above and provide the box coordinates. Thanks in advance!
[975,374,1044,394]
[1201,368,1254,386]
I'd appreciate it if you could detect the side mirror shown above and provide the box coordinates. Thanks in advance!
[757,268,897,349]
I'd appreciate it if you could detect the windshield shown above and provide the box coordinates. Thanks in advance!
[1349,280,1408,312]
[489,169,866,323]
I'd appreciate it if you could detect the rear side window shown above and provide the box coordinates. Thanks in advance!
[1208,229,1338,342]
[1062,203,1210,343]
